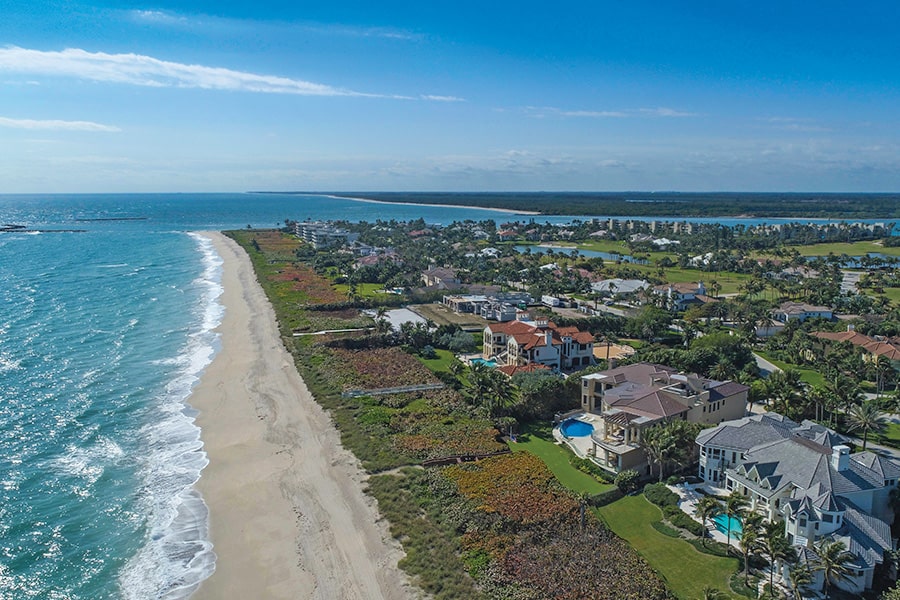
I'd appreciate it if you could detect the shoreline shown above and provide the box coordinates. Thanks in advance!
[190,232,414,600]
[307,192,542,216]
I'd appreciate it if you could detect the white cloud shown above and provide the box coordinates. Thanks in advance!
[0,46,397,97]
[126,9,422,41]
[0,116,120,132]
[526,106,695,119]
[560,110,628,118]
[639,107,697,117]
[420,94,465,102]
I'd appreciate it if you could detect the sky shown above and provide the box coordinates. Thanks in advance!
[1,1,899,193]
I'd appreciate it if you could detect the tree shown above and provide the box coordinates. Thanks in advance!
[724,491,748,553]
[740,513,764,585]
[626,306,673,341]
[510,370,569,420]
[614,469,640,494]
[755,520,796,594]
[881,583,900,600]
[640,424,677,482]
[694,495,722,548]
[813,539,856,598]
[701,587,728,600]
[787,561,814,600]
[846,400,886,451]
[764,368,806,419]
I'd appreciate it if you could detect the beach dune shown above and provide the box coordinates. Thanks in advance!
[191,232,414,600]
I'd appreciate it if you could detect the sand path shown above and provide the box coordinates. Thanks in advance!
[190,232,415,600]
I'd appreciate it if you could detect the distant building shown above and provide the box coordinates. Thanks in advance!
[812,329,900,362]
[772,301,833,323]
[652,281,706,311]
[294,221,359,249]
[421,267,460,289]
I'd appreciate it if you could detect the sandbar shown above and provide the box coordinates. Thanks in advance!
[190,232,414,600]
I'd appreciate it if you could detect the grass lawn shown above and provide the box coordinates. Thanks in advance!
[511,424,613,496]
[871,422,900,449]
[623,264,753,295]
[598,495,741,600]
[415,348,461,375]
[788,240,900,258]
[331,282,384,298]
[754,351,826,387]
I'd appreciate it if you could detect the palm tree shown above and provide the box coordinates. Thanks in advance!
[484,369,517,419]
[846,400,886,451]
[813,539,857,598]
[701,587,727,600]
[739,512,764,585]
[724,491,748,553]
[755,520,796,594]
[694,495,722,547]
[640,425,677,482]
[787,561,814,600]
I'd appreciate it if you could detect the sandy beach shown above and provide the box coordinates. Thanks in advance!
[191,232,415,600]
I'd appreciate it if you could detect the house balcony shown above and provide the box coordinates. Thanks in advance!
[591,430,641,455]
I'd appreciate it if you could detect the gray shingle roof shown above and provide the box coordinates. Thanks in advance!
[729,436,883,500]
[853,452,900,481]
[695,412,797,451]
[835,500,892,569]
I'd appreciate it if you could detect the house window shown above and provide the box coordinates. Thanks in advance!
[823,514,833,523]
[799,517,807,527]
[732,452,737,463]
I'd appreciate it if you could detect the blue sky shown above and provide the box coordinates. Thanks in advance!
[1,1,898,192]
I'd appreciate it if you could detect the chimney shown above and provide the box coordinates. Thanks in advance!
[831,445,850,471]
[545,330,552,346]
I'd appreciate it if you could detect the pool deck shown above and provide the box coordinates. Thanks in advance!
[552,412,602,459]
[668,482,736,546]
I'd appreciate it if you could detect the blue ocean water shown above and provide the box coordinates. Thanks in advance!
[0,192,890,599]
[0,193,551,600]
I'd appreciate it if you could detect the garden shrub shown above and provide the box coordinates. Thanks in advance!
[667,511,705,537]
[651,520,682,538]
[588,488,625,507]
[644,483,679,508]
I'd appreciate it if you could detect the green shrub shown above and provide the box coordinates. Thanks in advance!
[589,487,625,507]
[569,456,614,482]
[644,482,679,508]
[668,511,706,537]
[650,520,682,538]
[614,469,640,493]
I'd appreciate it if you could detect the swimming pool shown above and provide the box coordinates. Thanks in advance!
[470,357,497,367]
[713,513,743,538]
[560,418,594,438]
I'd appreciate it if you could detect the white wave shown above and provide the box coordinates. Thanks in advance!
[118,233,224,600]
[46,436,124,488]
[0,354,21,372]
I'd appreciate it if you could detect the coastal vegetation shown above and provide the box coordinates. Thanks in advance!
[326,191,900,218]
[228,206,900,598]
[226,228,674,599]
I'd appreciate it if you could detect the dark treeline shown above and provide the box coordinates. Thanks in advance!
[319,192,900,218]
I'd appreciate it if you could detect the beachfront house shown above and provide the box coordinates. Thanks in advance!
[482,318,594,371]
[580,363,748,474]
[697,413,899,594]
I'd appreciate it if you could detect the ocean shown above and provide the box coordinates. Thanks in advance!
[0,193,556,600]
[0,192,889,599]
